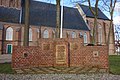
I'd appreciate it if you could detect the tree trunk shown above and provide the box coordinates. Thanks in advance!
[23,0,30,46]
[56,0,60,38]
[88,0,99,45]
[107,0,116,54]
[93,16,98,44]
[107,12,115,54]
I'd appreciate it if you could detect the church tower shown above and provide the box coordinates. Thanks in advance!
[0,0,21,9]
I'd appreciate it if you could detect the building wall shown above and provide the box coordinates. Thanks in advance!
[0,0,21,9]
[0,22,90,54]
[0,20,114,55]
[2,23,21,54]
[86,18,115,54]
[0,0,114,54]
[86,18,108,44]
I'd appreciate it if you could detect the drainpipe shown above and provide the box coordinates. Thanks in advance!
[19,7,22,24]
[40,26,41,38]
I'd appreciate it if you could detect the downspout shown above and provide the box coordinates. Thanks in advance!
[40,26,41,38]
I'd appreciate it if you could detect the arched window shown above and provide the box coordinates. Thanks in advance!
[43,29,49,38]
[84,32,87,44]
[29,28,32,41]
[37,29,39,38]
[79,32,83,38]
[90,27,93,36]
[6,27,13,40]
[71,32,76,38]
[98,26,102,44]
[9,0,14,7]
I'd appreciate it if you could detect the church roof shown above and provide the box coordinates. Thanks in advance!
[0,23,3,30]
[0,6,20,23]
[79,4,110,20]
[0,1,90,31]
[21,1,89,31]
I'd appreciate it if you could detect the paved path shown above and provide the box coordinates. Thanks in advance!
[0,74,120,80]
[0,54,11,63]
[14,67,107,74]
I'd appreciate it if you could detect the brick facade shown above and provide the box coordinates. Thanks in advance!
[86,18,115,54]
[0,0,115,55]
[0,23,90,55]
[0,0,21,9]
[0,18,114,55]
[12,38,109,70]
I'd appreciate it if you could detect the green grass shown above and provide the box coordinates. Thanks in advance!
[109,55,120,75]
[0,63,15,74]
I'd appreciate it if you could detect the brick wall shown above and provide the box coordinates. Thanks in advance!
[0,0,21,9]
[70,46,108,68]
[12,38,109,70]
[86,18,115,54]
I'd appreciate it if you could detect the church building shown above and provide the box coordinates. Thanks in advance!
[0,0,115,56]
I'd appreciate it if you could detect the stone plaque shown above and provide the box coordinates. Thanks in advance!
[43,44,50,50]
[56,45,66,64]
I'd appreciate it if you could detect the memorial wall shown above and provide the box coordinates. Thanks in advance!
[12,38,109,70]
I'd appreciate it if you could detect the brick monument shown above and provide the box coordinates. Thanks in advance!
[12,38,109,71]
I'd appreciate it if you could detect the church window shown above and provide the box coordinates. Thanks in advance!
[71,32,76,38]
[98,26,102,44]
[84,32,87,44]
[6,27,13,40]
[43,29,49,38]
[29,28,32,41]
[37,28,39,38]
[79,32,83,38]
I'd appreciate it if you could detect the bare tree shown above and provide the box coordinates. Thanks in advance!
[88,0,100,44]
[74,0,100,44]
[102,0,117,44]
[23,0,30,46]
[41,0,61,38]
[56,0,61,38]
[101,0,117,54]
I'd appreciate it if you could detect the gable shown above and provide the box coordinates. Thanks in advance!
[78,4,110,20]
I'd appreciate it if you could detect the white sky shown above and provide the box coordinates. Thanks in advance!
[114,2,120,25]
[114,2,120,40]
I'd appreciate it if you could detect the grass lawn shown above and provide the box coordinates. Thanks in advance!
[0,63,15,74]
[109,55,120,75]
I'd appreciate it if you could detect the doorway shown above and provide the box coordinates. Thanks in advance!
[7,44,12,54]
